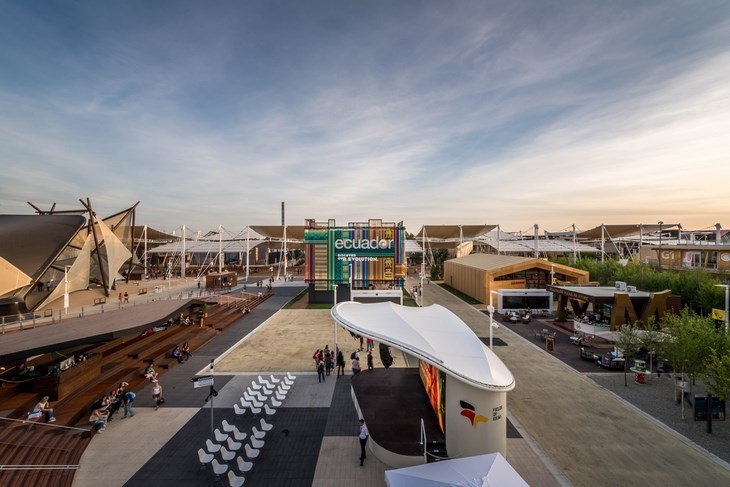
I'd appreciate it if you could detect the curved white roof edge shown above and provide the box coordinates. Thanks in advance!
[331,302,515,392]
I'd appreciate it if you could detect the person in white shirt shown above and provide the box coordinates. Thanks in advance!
[358,419,369,466]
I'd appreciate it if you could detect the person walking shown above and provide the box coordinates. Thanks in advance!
[317,359,326,383]
[351,355,361,376]
[123,291,129,303]
[358,419,369,466]
[367,351,374,371]
[122,390,136,418]
[336,350,345,377]
[152,381,163,410]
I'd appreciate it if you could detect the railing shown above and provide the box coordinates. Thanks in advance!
[0,282,228,334]
[0,416,89,432]
[420,418,427,463]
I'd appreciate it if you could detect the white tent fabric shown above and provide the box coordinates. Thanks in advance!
[0,256,32,296]
[331,302,514,392]
[39,235,93,309]
[98,217,132,293]
[384,453,528,487]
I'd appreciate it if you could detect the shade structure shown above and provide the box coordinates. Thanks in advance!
[331,302,514,392]
[384,453,528,487]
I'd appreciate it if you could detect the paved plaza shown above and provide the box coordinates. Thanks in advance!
[66,277,729,487]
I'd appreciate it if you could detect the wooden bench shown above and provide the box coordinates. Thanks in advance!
[93,297,106,305]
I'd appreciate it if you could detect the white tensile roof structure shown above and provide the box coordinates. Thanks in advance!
[384,452,528,487]
[331,301,514,392]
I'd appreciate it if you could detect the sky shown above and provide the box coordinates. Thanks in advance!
[1,1,728,236]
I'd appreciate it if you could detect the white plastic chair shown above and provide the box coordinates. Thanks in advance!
[226,436,242,451]
[250,381,262,390]
[222,419,237,433]
[261,385,274,396]
[243,394,264,408]
[233,403,247,417]
[246,388,266,403]
[219,445,236,462]
[258,375,272,388]
[225,424,248,441]
[211,458,228,480]
[275,391,287,402]
[269,374,281,384]
[249,405,262,415]
[286,372,297,380]
[206,438,222,454]
[252,426,265,440]
[278,382,291,391]
[260,418,273,432]
[228,470,245,487]
[244,443,259,459]
[214,428,229,443]
[250,437,264,449]
[237,456,253,473]
[264,404,276,417]
[269,397,282,407]
[198,448,213,468]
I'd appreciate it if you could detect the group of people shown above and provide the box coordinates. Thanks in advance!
[311,339,376,381]
[171,342,192,364]
[312,346,335,382]
[87,382,137,433]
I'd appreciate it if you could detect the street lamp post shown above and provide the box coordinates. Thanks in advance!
[63,265,71,314]
[715,284,729,335]
[658,221,664,269]
[487,305,495,350]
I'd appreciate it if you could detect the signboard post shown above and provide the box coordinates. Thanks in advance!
[191,360,218,437]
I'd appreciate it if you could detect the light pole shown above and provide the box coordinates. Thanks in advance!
[657,221,663,269]
[715,284,729,335]
[487,305,495,350]
[63,265,71,314]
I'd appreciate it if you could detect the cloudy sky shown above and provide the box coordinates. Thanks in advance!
[1,1,728,236]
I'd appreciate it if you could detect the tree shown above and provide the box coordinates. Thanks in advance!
[614,323,642,387]
[697,347,730,434]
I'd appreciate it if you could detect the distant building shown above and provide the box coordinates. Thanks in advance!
[303,219,407,304]
[443,254,590,308]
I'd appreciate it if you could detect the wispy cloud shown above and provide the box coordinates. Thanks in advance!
[1,1,728,233]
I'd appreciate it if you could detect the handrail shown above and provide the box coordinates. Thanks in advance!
[0,464,80,471]
[0,416,89,433]
[420,418,426,463]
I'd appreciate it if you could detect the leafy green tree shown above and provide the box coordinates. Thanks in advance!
[614,323,643,387]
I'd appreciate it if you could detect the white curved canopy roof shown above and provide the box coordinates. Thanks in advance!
[331,302,515,392]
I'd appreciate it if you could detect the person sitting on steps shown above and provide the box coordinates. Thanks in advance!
[144,363,159,382]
